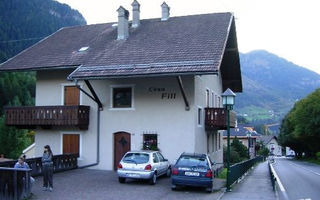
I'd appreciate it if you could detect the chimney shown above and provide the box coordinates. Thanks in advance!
[131,0,140,28]
[117,6,129,40]
[161,2,170,21]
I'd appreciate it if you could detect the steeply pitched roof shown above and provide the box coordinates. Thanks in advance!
[223,125,262,137]
[258,135,277,145]
[0,12,242,92]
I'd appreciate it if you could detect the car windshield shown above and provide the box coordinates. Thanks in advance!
[123,153,149,164]
[176,156,208,168]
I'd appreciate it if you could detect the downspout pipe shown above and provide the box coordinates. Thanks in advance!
[75,80,101,169]
[78,108,100,169]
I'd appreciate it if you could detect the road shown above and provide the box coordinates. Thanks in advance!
[272,157,320,200]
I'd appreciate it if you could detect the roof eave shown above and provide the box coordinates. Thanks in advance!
[67,70,219,81]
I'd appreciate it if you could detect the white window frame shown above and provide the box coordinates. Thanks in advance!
[60,132,83,160]
[61,83,83,105]
[109,84,135,111]
[205,88,210,108]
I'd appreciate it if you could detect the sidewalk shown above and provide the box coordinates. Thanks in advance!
[220,161,276,200]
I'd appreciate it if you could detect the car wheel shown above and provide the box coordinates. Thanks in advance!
[166,167,171,177]
[205,185,213,193]
[118,177,125,183]
[171,184,177,190]
[150,173,157,185]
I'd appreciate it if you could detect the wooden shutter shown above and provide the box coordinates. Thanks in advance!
[63,134,79,157]
[64,86,80,105]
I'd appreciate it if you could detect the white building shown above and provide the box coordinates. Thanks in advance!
[1,1,242,171]
[260,136,282,156]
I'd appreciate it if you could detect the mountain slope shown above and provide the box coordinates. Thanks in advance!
[0,0,86,114]
[0,0,86,63]
[236,50,320,122]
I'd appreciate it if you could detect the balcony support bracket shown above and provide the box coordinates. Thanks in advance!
[76,80,103,110]
[176,76,190,111]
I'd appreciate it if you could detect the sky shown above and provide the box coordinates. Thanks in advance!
[56,0,320,74]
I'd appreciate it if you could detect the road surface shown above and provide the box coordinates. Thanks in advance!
[272,157,320,200]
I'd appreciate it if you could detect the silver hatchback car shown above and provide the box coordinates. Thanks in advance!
[117,150,171,185]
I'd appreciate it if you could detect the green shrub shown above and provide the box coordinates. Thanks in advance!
[316,152,320,160]
[258,147,270,157]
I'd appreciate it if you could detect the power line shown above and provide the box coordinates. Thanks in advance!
[0,37,45,44]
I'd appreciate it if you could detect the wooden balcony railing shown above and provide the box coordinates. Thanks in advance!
[0,154,78,200]
[4,105,90,130]
[205,107,236,130]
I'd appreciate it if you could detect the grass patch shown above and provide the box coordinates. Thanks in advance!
[298,158,320,165]
[217,168,227,179]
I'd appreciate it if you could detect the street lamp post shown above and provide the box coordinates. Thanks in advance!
[222,88,236,192]
[246,131,252,159]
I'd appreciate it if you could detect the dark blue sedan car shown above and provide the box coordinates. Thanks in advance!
[171,153,215,192]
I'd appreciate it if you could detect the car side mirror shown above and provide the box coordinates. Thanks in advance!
[164,158,168,162]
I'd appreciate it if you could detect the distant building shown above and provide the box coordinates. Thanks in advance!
[258,135,282,156]
[223,125,261,158]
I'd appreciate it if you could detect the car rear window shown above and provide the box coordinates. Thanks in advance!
[123,153,149,164]
[176,156,208,167]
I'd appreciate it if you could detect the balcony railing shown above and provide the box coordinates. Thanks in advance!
[205,107,236,130]
[4,105,90,130]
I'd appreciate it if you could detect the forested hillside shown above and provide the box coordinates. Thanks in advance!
[0,0,86,159]
[236,50,320,124]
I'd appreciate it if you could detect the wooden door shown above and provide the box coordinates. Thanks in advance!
[64,86,80,105]
[63,134,80,157]
[114,132,131,170]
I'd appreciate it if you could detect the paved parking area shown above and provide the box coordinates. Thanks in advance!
[30,169,225,200]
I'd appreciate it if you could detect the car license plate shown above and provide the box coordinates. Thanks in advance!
[127,173,140,178]
[185,172,199,176]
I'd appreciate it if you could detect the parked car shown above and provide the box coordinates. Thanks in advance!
[117,150,171,185]
[171,153,215,192]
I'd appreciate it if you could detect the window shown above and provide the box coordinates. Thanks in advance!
[153,153,159,163]
[215,133,218,151]
[214,94,218,107]
[64,86,80,105]
[217,96,221,108]
[218,132,221,149]
[207,134,210,153]
[206,89,210,107]
[112,87,132,108]
[198,108,202,126]
[143,134,158,150]
[63,134,80,157]
[212,92,215,107]
[157,152,165,162]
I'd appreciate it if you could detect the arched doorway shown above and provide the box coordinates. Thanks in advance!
[114,132,131,170]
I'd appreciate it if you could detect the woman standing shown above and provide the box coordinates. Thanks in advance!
[42,145,53,192]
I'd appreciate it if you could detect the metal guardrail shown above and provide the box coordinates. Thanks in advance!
[228,156,264,186]
[268,162,276,191]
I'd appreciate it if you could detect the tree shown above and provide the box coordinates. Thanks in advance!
[279,89,320,158]
[0,117,31,159]
[231,137,248,159]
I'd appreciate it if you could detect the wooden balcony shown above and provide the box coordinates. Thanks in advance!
[205,107,236,130]
[4,105,90,130]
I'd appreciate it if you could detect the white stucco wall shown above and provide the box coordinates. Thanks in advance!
[194,74,224,168]
[35,71,224,170]
[268,138,282,156]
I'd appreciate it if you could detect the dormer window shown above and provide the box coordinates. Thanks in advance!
[78,46,89,52]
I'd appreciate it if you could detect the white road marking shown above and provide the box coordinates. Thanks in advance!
[270,163,286,192]
[289,162,320,176]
